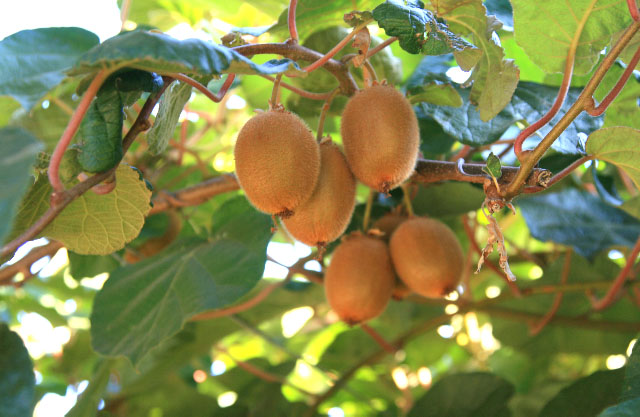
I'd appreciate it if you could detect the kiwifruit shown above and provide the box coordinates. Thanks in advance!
[324,232,395,324]
[283,139,356,247]
[389,217,464,298]
[371,212,408,241]
[340,84,419,193]
[234,110,320,217]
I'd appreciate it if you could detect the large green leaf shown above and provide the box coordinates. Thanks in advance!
[8,165,152,254]
[147,80,192,155]
[90,197,272,365]
[0,324,35,417]
[621,196,640,219]
[66,359,114,417]
[70,30,303,77]
[594,63,640,129]
[420,81,603,150]
[270,0,380,41]
[0,27,99,110]
[586,127,640,189]
[620,339,640,402]
[511,0,631,75]
[0,127,43,243]
[373,1,480,59]
[537,369,625,417]
[423,0,519,121]
[407,372,515,417]
[518,188,640,258]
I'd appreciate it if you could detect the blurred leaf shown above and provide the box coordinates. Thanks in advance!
[0,324,35,417]
[415,109,456,156]
[70,31,303,77]
[537,369,624,417]
[511,0,631,75]
[8,165,152,254]
[620,339,640,402]
[621,196,640,219]
[0,127,43,243]
[67,251,121,280]
[412,182,484,217]
[90,197,272,365]
[0,28,99,110]
[147,81,193,155]
[484,0,514,28]
[518,189,640,258]
[270,0,379,41]
[408,372,515,417]
[66,359,114,417]
[373,1,479,60]
[408,80,463,107]
[586,127,640,189]
[598,398,640,417]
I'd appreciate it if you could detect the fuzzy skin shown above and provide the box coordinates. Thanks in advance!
[283,141,356,246]
[372,212,408,241]
[389,217,464,298]
[325,233,395,324]
[234,110,320,215]
[340,85,419,193]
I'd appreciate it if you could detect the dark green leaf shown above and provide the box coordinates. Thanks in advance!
[538,369,624,417]
[598,398,640,417]
[0,127,43,243]
[68,251,121,280]
[71,30,303,77]
[620,339,640,402]
[0,27,99,110]
[416,110,456,156]
[373,1,479,58]
[90,197,272,365]
[0,323,35,417]
[408,81,463,107]
[518,188,640,258]
[147,81,192,155]
[408,372,514,417]
[484,0,513,28]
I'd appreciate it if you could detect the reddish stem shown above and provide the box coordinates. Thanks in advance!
[523,155,592,193]
[449,145,472,162]
[303,21,371,73]
[586,44,640,116]
[462,215,522,296]
[48,69,109,194]
[360,323,398,354]
[165,73,236,103]
[514,61,574,158]
[259,74,334,100]
[288,0,299,42]
[591,236,640,311]
[530,249,572,335]
[628,0,640,21]
[366,37,398,59]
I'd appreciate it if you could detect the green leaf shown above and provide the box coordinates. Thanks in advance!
[621,196,640,219]
[412,182,484,217]
[0,127,43,243]
[68,251,121,280]
[270,0,380,41]
[408,81,463,107]
[147,81,193,155]
[598,398,640,417]
[0,28,99,110]
[538,369,625,417]
[70,30,303,77]
[407,372,515,417]
[0,324,35,417]
[421,81,603,151]
[593,63,640,130]
[518,188,640,258]
[373,1,479,59]
[482,152,502,179]
[90,197,272,365]
[586,127,640,189]
[511,0,631,75]
[66,359,115,417]
[620,339,640,402]
[8,165,152,254]
[424,0,518,121]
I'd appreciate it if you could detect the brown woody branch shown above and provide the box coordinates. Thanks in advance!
[0,241,64,284]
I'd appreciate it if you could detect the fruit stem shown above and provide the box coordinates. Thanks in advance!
[523,155,593,194]
[628,0,640,20]
[269,73,284,109]
[590,235,640,311]
[259,74,335,100]
[401,184,415,217]
[362,189,376,231]
[360,323,398,354]
[316,88,341,140]
[362,59,377,87]
[163,72,236,103]
[288,0,299,42]
[530,249,572,336]
[366,37,398,59]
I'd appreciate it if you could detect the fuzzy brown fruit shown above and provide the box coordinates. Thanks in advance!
[340,84,419,193]
[372,212,408,241]
[234,110,320,216]
[283,139,356,247]
[325,233,395,324]
[389,217,464,298]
